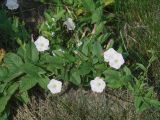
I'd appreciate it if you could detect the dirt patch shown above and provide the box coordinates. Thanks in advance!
[11,87,160,120]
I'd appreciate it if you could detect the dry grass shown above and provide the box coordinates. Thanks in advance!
[10,87,160,120]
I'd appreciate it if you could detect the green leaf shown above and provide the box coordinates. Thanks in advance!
[92,41,102,57]
[135,63,146,72]
[103,69,125,88]
[82,40,89,56]
[95,22,105,35]
[0,67,8,81]
[53,9,65,21]
[0,111,8,120]
[82,0,95,12]
[4,53,23,68]
[4,71,24,83]
[149,99,160,108]
[79,62,92,75]
[92,7,103,23]
[17,91,29,103]
[0,82,19,113]
[134,96,143,112]
[17,42,39,63]
[70,70,81,86]
[19,75,38,92]
[0,83,7,93]
[21,63,46,76]
[123,66,132,76]
[38,76,49,89]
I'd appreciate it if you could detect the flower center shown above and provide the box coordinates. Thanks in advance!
[52,84,57,88]
[97,82,101,87]
[41,43,45,47]
[114,59,119,63]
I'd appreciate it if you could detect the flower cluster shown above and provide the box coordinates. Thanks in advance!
[34,36,125,94]
[33,15,125,94]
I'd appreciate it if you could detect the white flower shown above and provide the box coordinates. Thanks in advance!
[108,53,125,69]
[103,48,125,69]
[103,48,117,62]
[47,79,62,94]
[90,77,106,93]
[63,18,75,30]
[6,0,19,10]
[34,36,49,52]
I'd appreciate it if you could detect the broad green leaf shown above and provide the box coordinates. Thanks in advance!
[19,75,38,92]
[0,82,19,113]
[94,63,107,76]
[103,69,125,88]
[4,71,24,83]
[17,91,29,103]
[0,67,8,81]
[92,7,103,23]
[0,83,7,93]
[4,53,23,68]
[82,0,95,12]
[70,70,81,86]
[38,76,49,89]
[95,22,105,35]
[21,63,46,76]
[63,53,76,63]
[17,42,39,63]
[79,62,92,75]
[0,111,8,120]
[92,41,102,57]
[53,9,65,21]
[134,96,143,112]
[148,99,160,108]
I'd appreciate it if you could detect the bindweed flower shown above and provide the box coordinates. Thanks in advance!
[103,48,125,69]
[90,77,106,93]
[109,52,125,69]
[63,18,75,30]
[6,0,19,10]
[104,48,117,62]
[34,36,49,52]
[47,79,62,94]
